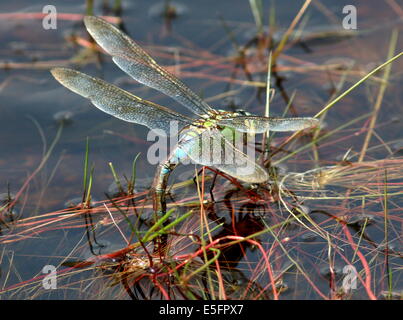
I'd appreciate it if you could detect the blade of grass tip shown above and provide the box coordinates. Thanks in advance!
[383,169,393,299]
[114,0,122,13]
[249,0,264,36]
[86,0,94,16]
[202,223,225,239]
[85,164,94,207]
[27,115,47,157]
[358,29,399,162]
[130,153,141,194]
[272,0,312,63]
[82,137,89,203]
[315,51,402,118]
[108,162,123,194]
[261,51,272,165]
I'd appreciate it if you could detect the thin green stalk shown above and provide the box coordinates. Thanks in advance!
[109,162,123,194]
[130,153,141,194]
[107,197,136,233]
[142,210,193,243]
[82,137,90,203]
[383,169,393,299]
[249,0,264,36]
[265,51,272,119]
[193,169,217,299]
[272,0,312,62]
[141,208,175,242]
[352,218,369,263]
[114,0,122,12]
[182,248,221,285]
[268,0,276,30]
[315,51,402,118]
[84,165,94,207]
[261,51,273,161]
[86,0,94,16]
[358,29,399,162]
[202,223,224,238]
[274,112,372,165]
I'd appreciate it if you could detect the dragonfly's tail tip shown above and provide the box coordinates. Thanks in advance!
[50,67,73,81]
[50,67,63,79]
[84,15,107,26]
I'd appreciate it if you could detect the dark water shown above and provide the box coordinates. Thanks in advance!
[0,0,402,299]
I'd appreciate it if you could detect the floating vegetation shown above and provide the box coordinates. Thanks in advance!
[280,160,403,200]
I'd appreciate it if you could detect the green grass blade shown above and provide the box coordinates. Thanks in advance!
[315,51,403,118]
[82,137,90,203]
[108,162,123,194]
[130,152,141,194]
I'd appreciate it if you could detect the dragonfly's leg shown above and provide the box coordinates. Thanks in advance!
[192,167,217,203]
[192,167,204,186]
[209,171,218,203]
[152,160,178,216]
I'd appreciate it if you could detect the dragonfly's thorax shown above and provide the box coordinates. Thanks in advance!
[190,110,253,134]
[198,110,250,125]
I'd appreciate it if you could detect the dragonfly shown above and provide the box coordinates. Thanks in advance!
[51,16,319,215]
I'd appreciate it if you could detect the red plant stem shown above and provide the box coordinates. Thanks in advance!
[152,276,170,300]
[239,237,279,300]
[160,235,278,300]
[342,224,377,300]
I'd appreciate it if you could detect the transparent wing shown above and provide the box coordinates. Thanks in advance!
[217,116,319,133]
[178,128,269,183]
[51,68,192,135]
[83,16,214,117]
